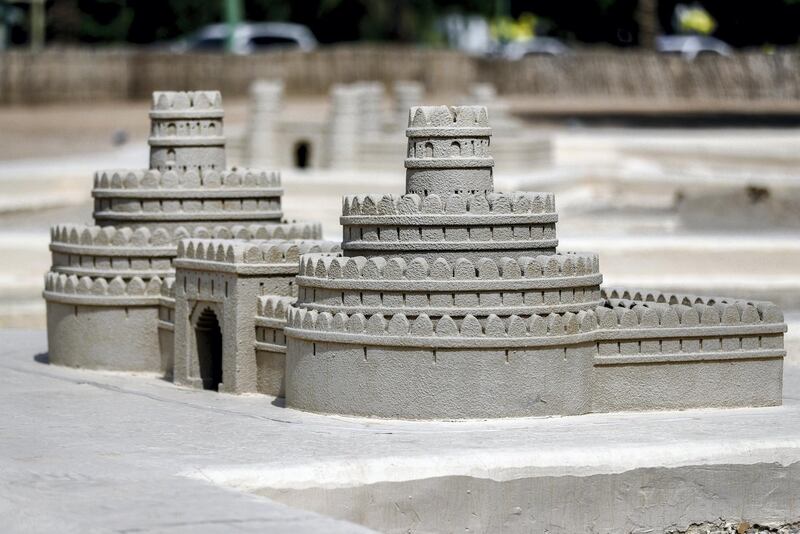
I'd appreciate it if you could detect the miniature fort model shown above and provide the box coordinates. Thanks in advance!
[43,91,337,385]
[44,92,786,419]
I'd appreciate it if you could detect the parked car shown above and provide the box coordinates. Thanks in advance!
[491,37,571,60]
[656,35,733,60]
[168,22,317,54]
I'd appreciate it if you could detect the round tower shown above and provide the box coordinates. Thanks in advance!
[149,91,226,172]
[286,105,600,419]
[246,80,283,168]
[326,85,361,170]
[405,105,494,196]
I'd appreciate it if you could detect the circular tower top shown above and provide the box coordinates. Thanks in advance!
[405,105,494,196]
[148,91,226,173]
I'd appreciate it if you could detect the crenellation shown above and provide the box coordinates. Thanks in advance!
[177,238,340,266]
[340,191,556,217]
[297,252,600,282]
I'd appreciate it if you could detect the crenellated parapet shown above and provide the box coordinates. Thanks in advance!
[93,168,281,189]
[340,191,558,260]
[48,221,323,280]
[51,221,321,246]
[92,167,284,229]
[255,295,294,350]
[177,239,340,269]
[287,308,599,346]
[593,290,785,364]
[341,191,555,216]
[44,272,165,306]
[295,253,601,317]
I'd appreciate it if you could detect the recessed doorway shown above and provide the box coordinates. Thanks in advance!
[294,140,311,169]
[195,308,222,391]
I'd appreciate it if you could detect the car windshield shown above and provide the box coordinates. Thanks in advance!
[249,35,300,49]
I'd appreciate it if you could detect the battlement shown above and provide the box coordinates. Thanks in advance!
[45,273,165,299]
[51,222,321,247]
[160,277,176,299]
[299,253,599,281]
[177,239,340,265]
[288,308,598,341]
[341,192,555,216]
[286,293,785,344]
[595,300,784,329]
[51,224,172,248]
[151,91,222,113]
[93,169,281,190]
[408,105,489,130]
[601,287,773,309]
[257,295,295,320]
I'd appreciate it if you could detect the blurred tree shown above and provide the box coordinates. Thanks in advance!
[508,0,639,47]
[33,0,800,48]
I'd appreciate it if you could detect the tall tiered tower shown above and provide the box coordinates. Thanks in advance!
[284,105,785,419]
[284,106,600,418]
[93,91,284,232]
[45,91,322,374]
[341,106,557,263]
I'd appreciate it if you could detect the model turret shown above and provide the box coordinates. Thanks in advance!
[149,91,225,172]
[405,105,494,196]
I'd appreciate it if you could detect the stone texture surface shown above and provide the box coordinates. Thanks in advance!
[3,329,799,534]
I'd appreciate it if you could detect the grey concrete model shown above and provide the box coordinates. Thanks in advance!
[43,95,786,420]
[44,91,327,373]
[284,105,787,419]
[231,81,551,172]
[171,238,339,394]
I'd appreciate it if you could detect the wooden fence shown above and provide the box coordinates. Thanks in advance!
[1,44,798,105]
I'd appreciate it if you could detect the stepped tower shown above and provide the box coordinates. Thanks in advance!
[93,91,283,232]
[283,105,785,420]
[285,106,601,418]
[342,105,556,262]
[45,91,323,374]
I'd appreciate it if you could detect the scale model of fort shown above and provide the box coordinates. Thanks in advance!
[44,91,787,419]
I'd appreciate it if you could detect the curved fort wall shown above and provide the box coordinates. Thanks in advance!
[284,289,785,418]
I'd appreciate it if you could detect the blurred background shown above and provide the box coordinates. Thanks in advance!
[0,0,798,352]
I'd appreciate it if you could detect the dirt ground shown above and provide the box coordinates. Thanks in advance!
[0,99,242,160]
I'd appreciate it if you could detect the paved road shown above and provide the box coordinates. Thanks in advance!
[2,330,800,532]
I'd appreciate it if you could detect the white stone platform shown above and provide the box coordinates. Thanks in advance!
[2,329,800,533]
